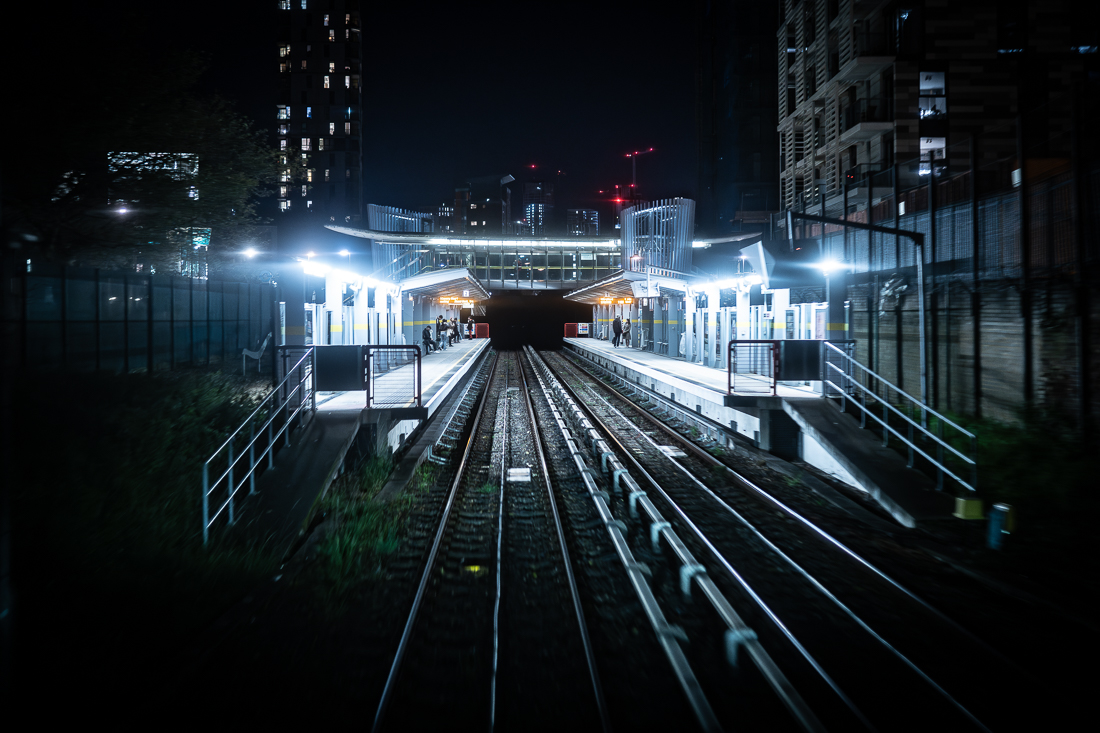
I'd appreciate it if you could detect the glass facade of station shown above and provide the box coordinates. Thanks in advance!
[422,239,620,288]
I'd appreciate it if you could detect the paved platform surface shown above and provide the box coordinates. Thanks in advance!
[564,337,817,401]
[238,338,490,557]
[563,337,954,526]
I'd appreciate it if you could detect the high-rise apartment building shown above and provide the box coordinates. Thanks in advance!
[275,0,362,232]
[567,209,599,236]
[522,181,554,236]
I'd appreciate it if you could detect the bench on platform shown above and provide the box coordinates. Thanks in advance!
[242,332,272,375]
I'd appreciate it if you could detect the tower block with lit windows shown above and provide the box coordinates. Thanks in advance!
[276,0,362,228]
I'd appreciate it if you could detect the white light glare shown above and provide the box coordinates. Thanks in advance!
[244,248,258,258]
[816,259,847,276]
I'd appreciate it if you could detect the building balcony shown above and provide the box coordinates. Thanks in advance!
[834,32,895,82]
[839,98,894,142]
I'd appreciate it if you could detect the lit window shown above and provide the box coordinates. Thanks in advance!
[346,30,349,40]
[277,106,290,119]
[281,169,291,182]
[345,13,350,23]
[324,169,330,181]
[301,60,307,70]
[482,221,486,226]
[471,203,477,209]
[329,122,335,134]
[318,138,325,150]
[280,155,287,165]
[279,0,290,8]
[329,30,335,42]
[281,201,291,211]
[300,0,306,8]
[279,45,290,57]
[471,221,477,226]
[344,122,351,135]
[307,169,313,182]
[324,75,330,89]
[280,139,287,150]
[306,106,312,118]
[307,200,313,208]
[280,185,288,197]
[278,124,288,136]
[345,75,350,88]
[301,138,311,151]
[323,14,329,25]
[329,62,335,72]
[302,185,308,196]
[279,62,288,73]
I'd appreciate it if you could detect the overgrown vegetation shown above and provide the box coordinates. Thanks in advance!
[310,457,425,609]
[948,413,1098,596]
[11,366,281,695]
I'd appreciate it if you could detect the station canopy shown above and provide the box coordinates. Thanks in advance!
[563,269,687,305]
[398,267,491,303]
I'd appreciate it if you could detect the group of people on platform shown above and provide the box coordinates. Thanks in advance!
[611,315,631,348]
[422,315,476,355]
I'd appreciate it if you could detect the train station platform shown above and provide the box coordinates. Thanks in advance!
[562,337,953,528]
[238,337,491,557]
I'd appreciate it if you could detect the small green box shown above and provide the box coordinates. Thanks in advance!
[954,495,983,520]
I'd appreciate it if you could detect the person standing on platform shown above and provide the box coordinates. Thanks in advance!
[436,315,446,351]
[451,318,460,346]
[612,315,622,347]
[422,324,436,354]
[623,318,631,348]
[468,317,475,339]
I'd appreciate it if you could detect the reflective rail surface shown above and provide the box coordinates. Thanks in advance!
[727,340,780,396]
[821,341,977,493]
[365,345,422,409]
[201,346,315,544]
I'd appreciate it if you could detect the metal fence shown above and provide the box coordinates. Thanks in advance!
[727,340,779,396]
[201,347,315,543]
[365,345,422,409]
[15,261,275,373]
[821,342,977,493]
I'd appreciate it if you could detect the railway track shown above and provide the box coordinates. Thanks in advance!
[542,347,1049,731]
[373,352,607,731]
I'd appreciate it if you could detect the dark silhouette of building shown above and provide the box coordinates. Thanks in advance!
[696,1,780,237]
[567,209,599,236]
[522,181,554,236]
[455,175,515,235]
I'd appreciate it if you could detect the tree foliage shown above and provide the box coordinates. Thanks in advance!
[6,44,286,273]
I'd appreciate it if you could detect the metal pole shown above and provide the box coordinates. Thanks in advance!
[970,136,982,419]
[1016,115,1033,410]
[123,274,130,373]
[929,156,938,415]
[147,275,154,374]
[169,276,175,370]
[60,265,67,371]
[1071,89,1092,439]
[94,269,101,372]
[202,462,209,544]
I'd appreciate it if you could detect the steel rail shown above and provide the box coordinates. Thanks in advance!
[371,353,500,733]
[519,354,613,733]
[523,347,722,733]
[490,363,508,730]
[540,351,835,732]
[551,354,995,731]
[578,379,985,730]
[564,347,1031,682]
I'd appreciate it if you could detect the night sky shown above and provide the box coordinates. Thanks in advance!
[33,1,700,221]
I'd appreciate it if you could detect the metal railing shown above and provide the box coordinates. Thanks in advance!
[201,346,316,544]
[727,340,780,396]
[365,345,422,409]
[822,341,977,493]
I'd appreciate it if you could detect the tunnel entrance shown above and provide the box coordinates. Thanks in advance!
[481,292,592,350]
